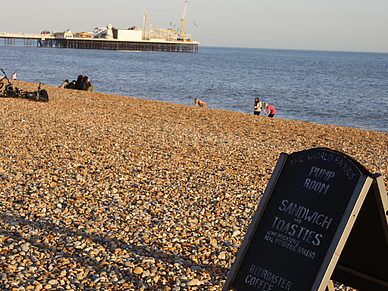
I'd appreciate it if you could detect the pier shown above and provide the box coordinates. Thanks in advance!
[0,33,51,47]
[0,32,199,53]
[42,38,199,53]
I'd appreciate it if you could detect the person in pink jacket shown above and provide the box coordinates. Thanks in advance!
[264,103,276,118]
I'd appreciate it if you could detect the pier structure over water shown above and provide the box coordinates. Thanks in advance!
[0,33,50,46]
[0,32,199,53]
[42,37,199,53]
[0,2,199,53]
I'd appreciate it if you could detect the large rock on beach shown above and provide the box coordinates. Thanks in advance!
[0,81,387,290]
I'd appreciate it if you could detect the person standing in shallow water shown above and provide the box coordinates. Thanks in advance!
[264,102,276,118]
[254,97,262,115]
[194,98,207,108]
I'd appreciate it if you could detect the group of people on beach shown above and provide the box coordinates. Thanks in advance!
[254,97,276,117]
[59,75,93,91]
[8,70,275,117]
[193,97,276,118]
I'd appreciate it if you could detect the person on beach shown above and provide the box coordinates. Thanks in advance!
[263,102,276,118]
[75,75,83,90]
[194,98,207,108]
[12,72,17,80]
[79,76,87,90]
[65,80,77,89]
[81,76,94,91]
[254,97,262,115]
[59,79,69,88]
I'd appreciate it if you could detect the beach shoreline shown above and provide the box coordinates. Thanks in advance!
[0,81,387,290]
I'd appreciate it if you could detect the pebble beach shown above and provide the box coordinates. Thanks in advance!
[0,81,387,291]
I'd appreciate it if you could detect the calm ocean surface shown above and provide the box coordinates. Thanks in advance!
[1,44,387,133]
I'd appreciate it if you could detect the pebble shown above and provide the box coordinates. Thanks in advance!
[0,81,387,290]
[20,243,30,252]
[133,267,144,275]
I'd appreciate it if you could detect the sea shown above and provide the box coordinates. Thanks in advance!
[1,44,387,133]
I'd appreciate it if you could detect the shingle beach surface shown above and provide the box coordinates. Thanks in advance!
[1,81,387,291]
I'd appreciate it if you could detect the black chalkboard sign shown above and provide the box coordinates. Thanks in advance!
[223,148,377,291]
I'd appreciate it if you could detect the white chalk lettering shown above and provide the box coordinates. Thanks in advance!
[303,178,331,194]
[305,151,357,180]
[307,151,334,162]
[248,265,292,290]
[308,166,335,181]
[297,247,316,259]
[271,216,323,246]
[279,200,333,229]
[245,275,274,290]
[332,157,356,180]
[274,237,298,252]
[264,234,274,242]
[289,155,304,166]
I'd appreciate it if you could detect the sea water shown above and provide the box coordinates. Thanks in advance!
[1,44,387,133]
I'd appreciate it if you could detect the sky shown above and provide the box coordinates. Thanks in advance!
[2,0,388,53]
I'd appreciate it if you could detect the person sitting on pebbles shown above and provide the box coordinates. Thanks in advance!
[194,98,207,108]
[83,76,94,92]
[65,80,77,89]
[59,79,69,88]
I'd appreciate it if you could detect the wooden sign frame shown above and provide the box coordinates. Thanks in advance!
[331,174,388,290]
[223,148,388,291]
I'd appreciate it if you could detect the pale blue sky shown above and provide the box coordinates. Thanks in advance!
[3,0,388,53]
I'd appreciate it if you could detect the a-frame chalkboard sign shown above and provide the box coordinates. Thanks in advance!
[223,148,388,291]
